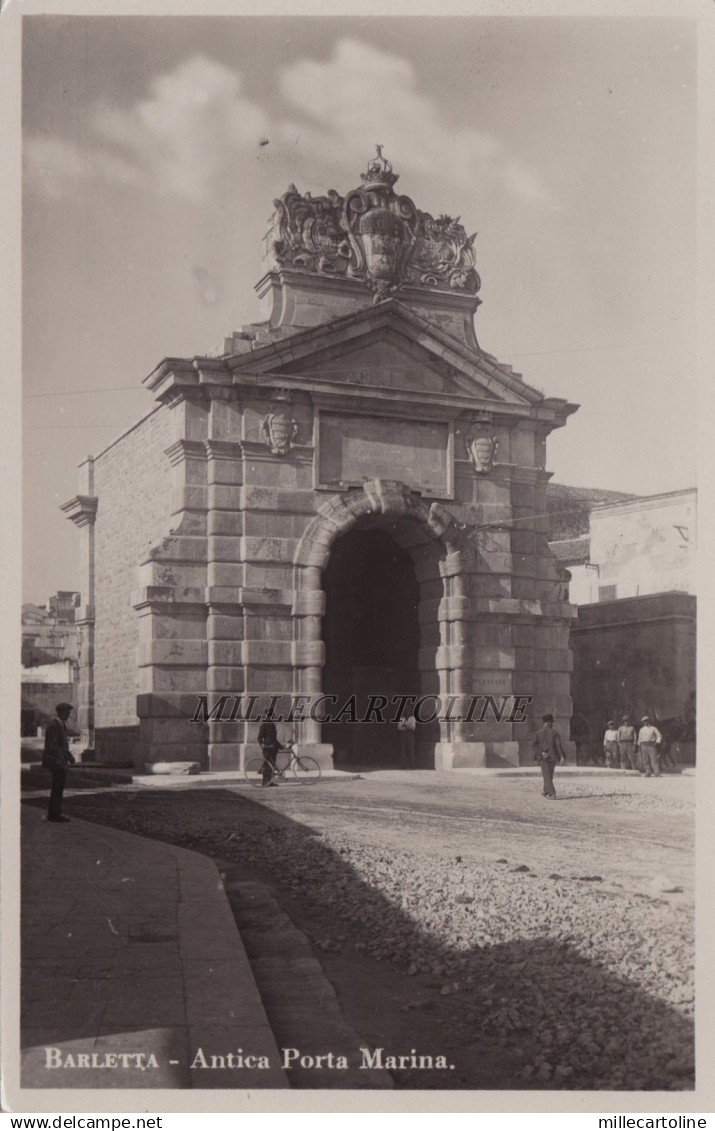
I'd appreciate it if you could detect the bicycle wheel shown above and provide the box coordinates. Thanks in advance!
[291,755,321,784]
[245,756,273,788]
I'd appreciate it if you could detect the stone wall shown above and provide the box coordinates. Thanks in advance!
[570,592,696,745]
[92,407,175,738]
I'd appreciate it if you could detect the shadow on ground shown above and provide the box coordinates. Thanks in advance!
[22,789,695,1091]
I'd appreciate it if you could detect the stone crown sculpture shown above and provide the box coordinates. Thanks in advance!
[269,146,481,303]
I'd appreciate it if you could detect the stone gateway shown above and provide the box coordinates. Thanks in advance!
[63,150,577,773]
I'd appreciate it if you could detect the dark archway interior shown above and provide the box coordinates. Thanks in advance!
[322,526,421,768]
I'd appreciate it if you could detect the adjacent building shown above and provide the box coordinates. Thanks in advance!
[21,591,80,734]
[549,488,696,757]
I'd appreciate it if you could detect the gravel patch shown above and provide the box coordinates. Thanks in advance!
[65,792,695,1091]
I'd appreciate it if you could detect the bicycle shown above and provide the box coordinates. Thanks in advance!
[244,743,321,788]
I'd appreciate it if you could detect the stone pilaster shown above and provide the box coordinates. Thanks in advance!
[131,387,211,770]
[60,459,98,752]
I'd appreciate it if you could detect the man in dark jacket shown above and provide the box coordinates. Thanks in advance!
[532,713,567,799]
[257,720,281,787]
[42,702,76,822]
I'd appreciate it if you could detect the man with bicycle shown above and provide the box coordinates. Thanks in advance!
[257,720,282,786]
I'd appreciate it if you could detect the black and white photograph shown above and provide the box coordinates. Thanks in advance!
[3,0,712,1117]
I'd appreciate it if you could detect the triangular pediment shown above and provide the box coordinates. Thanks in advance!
[227,299,543,407]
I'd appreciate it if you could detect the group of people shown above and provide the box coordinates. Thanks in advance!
[602,715,665,776]
[532,710,669,800]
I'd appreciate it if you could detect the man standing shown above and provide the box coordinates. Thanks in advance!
[42,702,76,822]
[603,720,619,768]
[617,715,638,771]
[257,719,281,787]
[397,709,417,770]
[637,715,663,778]
[532,714,567,799]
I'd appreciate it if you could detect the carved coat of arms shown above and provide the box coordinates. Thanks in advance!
[343,147,419,301]
[262,411,298,457]
[267,147,481,303]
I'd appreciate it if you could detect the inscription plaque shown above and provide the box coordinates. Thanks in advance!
[318,413,451,497]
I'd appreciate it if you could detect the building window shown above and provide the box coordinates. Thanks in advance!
[598,585,617,602]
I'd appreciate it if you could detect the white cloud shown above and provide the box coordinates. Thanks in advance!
[24,41,552,210]
[277,38,554,208]
[25,55,269,204]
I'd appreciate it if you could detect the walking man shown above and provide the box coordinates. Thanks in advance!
[617,715,638,770]
[532,713,567,799]
[636,715,663,778]
[42,702,76,822]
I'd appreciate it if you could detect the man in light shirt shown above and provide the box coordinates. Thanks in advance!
[603,721,619,768]
[637,715,663,778]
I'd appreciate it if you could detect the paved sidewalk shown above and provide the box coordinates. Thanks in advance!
[21,805,288,1090]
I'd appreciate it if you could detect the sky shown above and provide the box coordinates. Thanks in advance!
[21,13,698,603]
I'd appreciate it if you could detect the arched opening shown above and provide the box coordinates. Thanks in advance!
[322,525,420,769]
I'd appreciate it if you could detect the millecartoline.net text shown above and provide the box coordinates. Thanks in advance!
[189,694,534,725]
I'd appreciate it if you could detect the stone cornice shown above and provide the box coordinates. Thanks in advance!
[144,358,237,406]
[204,439,244,462]
[60,494,98,528]
[164,440,208,466]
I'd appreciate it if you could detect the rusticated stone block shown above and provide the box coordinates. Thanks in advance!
[246,615,292,641]
[139,666,209,694]
[207,562,245,588]
[243,563,294,590]
[171,485,209,515]
[242,640,293,666]
[469,622,514,648]
[208,640,244,666]
[513,646,536,670]
[275,489,317,513]
[292,589,326,616]
[139,716,204,743]
[209,535,244,562]
[208,615,246,641]
[242,670,294,693]
[292,640,325,667]
[243,511,306,538]
[207,744,241,772]
[241,536,296,563]
[136,692,204,719]
[211,485,243,511]
[151,615,209,641]
[207,667,244,693]
[137,639,209,667]
[138,560,207,589]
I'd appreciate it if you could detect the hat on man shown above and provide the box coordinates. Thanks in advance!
[55,702,74,714]
[607,720,616,728]
[542,714,554,723]
[641,714,651,723]
[622,714,630,721]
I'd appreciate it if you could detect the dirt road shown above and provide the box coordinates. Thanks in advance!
[57,767,694,1090]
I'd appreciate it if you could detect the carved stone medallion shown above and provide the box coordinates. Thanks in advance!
[262,394,298,457]
[465,416,498,474]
